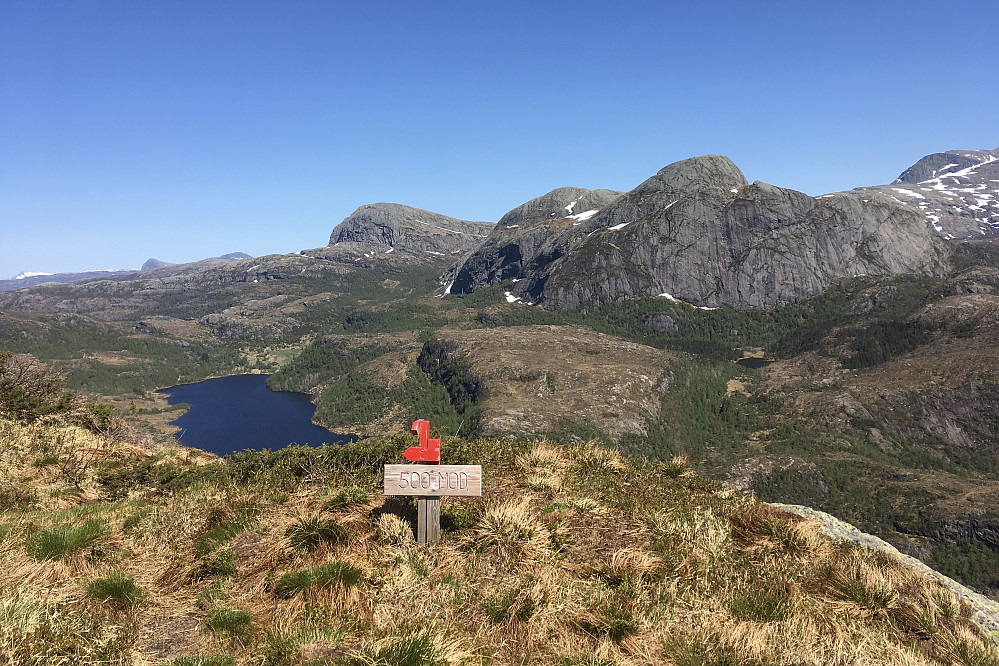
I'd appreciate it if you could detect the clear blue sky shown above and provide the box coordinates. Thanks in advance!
[2,0,997,277]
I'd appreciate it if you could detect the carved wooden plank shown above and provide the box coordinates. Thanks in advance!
[384,464,482,497]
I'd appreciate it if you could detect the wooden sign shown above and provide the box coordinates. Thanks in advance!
[382,419,483,546]
[383,464,482,497]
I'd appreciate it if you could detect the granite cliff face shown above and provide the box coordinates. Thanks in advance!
[452,155,951,310]
[449,187,623,294]
[328,202,493,258]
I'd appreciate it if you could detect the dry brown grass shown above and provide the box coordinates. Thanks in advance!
[2,415,997,665]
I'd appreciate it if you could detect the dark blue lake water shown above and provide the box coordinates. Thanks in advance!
[158,374,352,456]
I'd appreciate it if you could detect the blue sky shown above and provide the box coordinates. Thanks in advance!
[1,0,997,277]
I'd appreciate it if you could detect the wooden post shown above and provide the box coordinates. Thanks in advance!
[417,497,441,546]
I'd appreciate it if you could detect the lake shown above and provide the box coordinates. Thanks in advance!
[158,374,353,456]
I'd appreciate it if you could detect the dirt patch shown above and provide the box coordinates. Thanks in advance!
[139,615,205,660]
[726,378,749,397]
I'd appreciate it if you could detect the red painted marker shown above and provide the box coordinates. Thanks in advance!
[403,419,441,463]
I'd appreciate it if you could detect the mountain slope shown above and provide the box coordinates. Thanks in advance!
[858,148,999,241]
[1,405,998,665]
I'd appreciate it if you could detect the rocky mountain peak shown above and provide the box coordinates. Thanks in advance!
[141,258,174,271]
[328,202,493,257]
[894,148,999,184]
[451,153,950,310]
[632,154,748,196]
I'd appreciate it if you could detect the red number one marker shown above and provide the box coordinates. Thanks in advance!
[403,419,441,463]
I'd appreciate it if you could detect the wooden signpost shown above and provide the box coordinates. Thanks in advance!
[383,419,481,545]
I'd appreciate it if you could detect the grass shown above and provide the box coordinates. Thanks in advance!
[24,519,106,560]
[284,513,348,552]
[86,572,143,610]
[170,657,236,666]
[273,560,363,598]
[2,414,998,665]
[204,608,253,645]
[729,588,796,623]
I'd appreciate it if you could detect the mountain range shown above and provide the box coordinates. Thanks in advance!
[0,252,252,293]
[2,146,999,603]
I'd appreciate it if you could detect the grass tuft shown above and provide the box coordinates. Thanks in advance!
[470,498,549,562]
[204,607,253,645]
[729,587,796,623]
[169,657,235,666]
[285,513,347,552]
[86,571,143,610]
[376,513,414,545]
[274,560,363,598]
[24,519,106,560]
[340,630,456,666]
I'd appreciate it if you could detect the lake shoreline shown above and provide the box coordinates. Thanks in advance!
[157,374,354,456]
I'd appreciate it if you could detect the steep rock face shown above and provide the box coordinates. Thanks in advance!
[450,187,623,293]
[454,155,951,310]
[860,148,999,241]
[329,203,493,257]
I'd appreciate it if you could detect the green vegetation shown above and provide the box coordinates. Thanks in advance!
[204,608,254,644]
[416,338,484,436]
[273,560,363,597]
[24,520,106,560]
[284,514,347,552]
[933,542,999,594]
[170,657,235,666]
[729,587,796,622]
[0,315,247,395]
[86,572,144,609]
[266,339,392,394]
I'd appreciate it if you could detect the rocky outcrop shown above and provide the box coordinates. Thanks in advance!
[328,203,493,258]
[453,154,951,310]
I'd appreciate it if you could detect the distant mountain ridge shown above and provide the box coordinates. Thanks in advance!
[0,253,252,293]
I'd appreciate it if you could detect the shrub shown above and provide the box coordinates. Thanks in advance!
[86,572,143,610]
[0,351,76,422]
[274,560,363,598]
[25,520,106,560]
[285,514,347,552]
